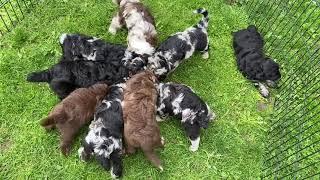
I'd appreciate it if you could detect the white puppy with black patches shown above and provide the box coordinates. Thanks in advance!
[156,82,216,152]
[109,0,157,55]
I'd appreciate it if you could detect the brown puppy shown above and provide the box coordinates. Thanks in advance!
[109,0,157,55]
[122,70,164,170]
[40,83,109,156]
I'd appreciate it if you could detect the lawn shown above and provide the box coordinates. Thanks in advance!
[0,0,271,179]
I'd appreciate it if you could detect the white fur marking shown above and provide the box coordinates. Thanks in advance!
[189,137,200,152]
[59,33,67,44]
[258,82,269,97]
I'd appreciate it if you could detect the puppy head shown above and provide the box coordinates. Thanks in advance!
[197,105,215,129]
[262,58,281,82]
[247,25,258,32]
[144,70,158,84]
[90,83,109,101]
[127,56,149,75]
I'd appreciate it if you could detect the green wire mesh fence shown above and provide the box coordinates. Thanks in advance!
[245,0,320,179]
[0,0,37,36]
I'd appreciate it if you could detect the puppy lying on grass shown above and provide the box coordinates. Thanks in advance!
[109,0,157,55]
[233,25,281,98]
[79,84,124,179]
[26,58,129,100]
[40,83,108,156]
[122,70,164,170]
[156,82,215,152]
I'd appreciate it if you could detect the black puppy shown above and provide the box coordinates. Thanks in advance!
[78,84,124,178]
[233,25,281,97]
[156,82,215,152]
[59,33,126,62]
[26,59,129,99]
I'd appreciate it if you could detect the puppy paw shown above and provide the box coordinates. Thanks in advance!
[158,166,164,172]
[78,147,89,162]
[110,167,120,179]
[161,136,165,146]
[189,145,199,152]
[202,52,209,59]
[108,27,117,35]
[60,144,71,156]
[189,137,200,152]
[156,115,165,122]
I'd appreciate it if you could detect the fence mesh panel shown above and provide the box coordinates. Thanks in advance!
[0,0,37,36]
[245,0,320,179]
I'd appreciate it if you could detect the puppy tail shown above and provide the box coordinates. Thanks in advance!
[193,8,209,29]
[27,70,51,83]
[40,111,67,128]
[40,116,56,129]
[143,150,163,171]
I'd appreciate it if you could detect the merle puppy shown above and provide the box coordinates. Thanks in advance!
[59,33,126,62]
[143,8,210,80]
[109,0,157,55]
[156,82,215,152]
[233,25,281,97]
[78,84,124,179]
[26,59,129,99]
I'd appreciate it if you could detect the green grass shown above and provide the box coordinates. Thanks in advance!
[0,0,272,179]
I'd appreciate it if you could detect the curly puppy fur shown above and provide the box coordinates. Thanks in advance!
[143,8,209,80]
[26,58,130,100]
[109,0,157,55]
[232,25,281,97]
[122,70,164,170]
[59,33,127,62]
[156,82,215,152]
[78,84,124,178]
[40,83,108,156]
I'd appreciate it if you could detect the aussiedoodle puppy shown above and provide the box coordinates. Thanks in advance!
[142,8,210,80]
[233,25,281,97]
[156,82,215,152]
[26,58,129,100]
[122,70,164,170]
[59,33,127,62]
[40,83,108,156]
[78,84,124,179]
[109,0,157,55]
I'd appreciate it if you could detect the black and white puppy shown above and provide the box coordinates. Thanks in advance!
[78,84,124,179]
[26,59,129,99]
[59,33,127,62]
[233,25,281,97]
[156,82,216,152]
[126,8,209,80]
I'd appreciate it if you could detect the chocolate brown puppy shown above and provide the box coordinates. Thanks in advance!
[122,70,164,170]
[40,83,109,156]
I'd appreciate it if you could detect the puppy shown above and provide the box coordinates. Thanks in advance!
[59,33,127,62]
[26,58,129,100]
[156,82,215,152]
[78,84,124,178]
[144,8,210,80]
[40,83,108,156]
[122,70,164,170]
[233,25,281,97]
[109,0,157,55]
